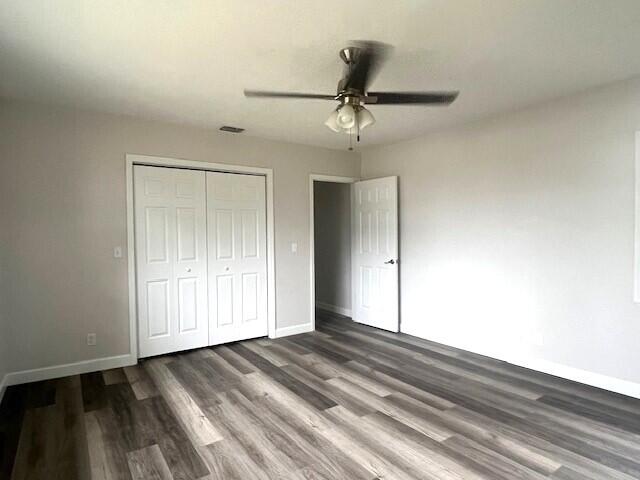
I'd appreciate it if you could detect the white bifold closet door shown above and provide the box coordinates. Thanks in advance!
[135,166,269,357]
[134,165,209,358]
[207,172,268,344]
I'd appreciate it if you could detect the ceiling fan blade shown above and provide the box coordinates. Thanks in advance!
[342,41,391,94]
[365,91,459,105]
[244,90,336,100]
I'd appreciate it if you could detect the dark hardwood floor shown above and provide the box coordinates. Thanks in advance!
[2,310,640,479]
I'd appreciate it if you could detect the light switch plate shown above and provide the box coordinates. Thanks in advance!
[113,246,122,258]
[291,242,298,253]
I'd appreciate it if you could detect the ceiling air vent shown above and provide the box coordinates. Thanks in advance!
[219,126,245,133]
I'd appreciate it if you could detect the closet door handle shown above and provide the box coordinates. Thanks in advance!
[384,259,395,265]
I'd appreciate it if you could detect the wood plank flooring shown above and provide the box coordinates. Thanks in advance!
[2,310,640,479]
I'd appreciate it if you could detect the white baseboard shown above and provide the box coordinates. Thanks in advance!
[3,354,137,388]
[507,355,640,400]
[274,323,314,339]
[5,333,638,402]
[315,301,352,318]
[401,325,640,400]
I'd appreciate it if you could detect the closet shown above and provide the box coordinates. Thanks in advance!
[134,165,267,358]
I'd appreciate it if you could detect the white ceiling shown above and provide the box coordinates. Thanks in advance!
[2,1,640,150]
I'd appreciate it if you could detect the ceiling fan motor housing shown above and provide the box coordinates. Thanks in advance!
[339,47,360,65]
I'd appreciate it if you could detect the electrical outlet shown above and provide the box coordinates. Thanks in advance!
[87,333,97,346]
[113,246,123,258]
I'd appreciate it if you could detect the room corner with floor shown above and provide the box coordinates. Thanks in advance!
[2,2,640,479]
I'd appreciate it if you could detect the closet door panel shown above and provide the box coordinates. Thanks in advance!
[134,165,208,358]
[207,172,268,344]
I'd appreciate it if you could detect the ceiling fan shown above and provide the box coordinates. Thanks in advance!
[244,41,459,149]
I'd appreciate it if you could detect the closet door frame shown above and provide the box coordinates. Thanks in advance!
[126,154,276,361]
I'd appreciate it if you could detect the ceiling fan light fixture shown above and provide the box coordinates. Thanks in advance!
[336,103,356,129]
[245,43,458,148]
[324,109,340,132]
[358,107,375,130]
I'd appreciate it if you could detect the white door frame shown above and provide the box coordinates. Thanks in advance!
[309,174,359,330]
[127,154,276,360]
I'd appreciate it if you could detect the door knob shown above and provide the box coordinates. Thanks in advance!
[384,259,395,265]
[186,267,192,272]
[225,267,230,271]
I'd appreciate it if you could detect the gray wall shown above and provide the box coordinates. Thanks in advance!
[362,77,640,386]
[4,76,640,395]
[0,99,359,374]
[314,181,351,313]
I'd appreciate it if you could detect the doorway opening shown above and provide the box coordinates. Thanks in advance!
[309,174,400,333]
[310,176,356,330]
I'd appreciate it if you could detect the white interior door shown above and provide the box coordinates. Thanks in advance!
[207,172,268,344]
[134,165,209,358]
[352,176,399,332]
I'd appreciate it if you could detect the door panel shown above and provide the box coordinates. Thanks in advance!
[216,274,234,326]
[242,273,259,322]
[145,207,169,263]
[134,165,208,357]
[207,172,268,344]
[241,210,258,258]
[215,209,234,260]
[352,176,399,332]
[147,280,169,337]
[178,277,198,332]
[176,208,197,261]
